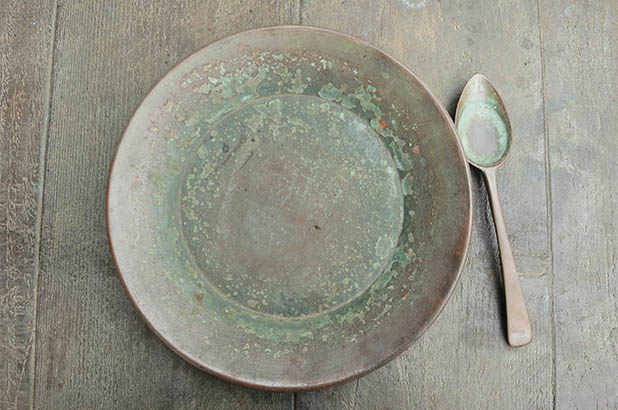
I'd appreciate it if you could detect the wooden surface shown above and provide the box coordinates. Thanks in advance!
[1,2,55,409]
[0,0,615,409]
[540,2,618,408]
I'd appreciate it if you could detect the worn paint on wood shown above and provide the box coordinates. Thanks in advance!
[299,0,553,408]
[32,1,296,409]
[540,1,618,408]
[0,2,56,409]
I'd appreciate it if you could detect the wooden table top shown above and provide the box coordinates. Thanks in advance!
[1,1,616,409]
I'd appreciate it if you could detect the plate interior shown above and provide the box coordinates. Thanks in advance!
[181,94,404,317]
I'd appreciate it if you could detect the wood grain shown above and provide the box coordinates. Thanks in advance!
[0,2,56,409]
[32,1,296,409]
[540,1,618,408]
[299,1,553,408]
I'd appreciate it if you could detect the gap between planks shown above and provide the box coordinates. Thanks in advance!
[30,1,59,409]
[535,0,556,409]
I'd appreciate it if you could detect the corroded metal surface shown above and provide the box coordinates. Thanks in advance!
[107,26,472,391]
[455,74,532,347]
[182,94,404,317]
[455,74,512,167]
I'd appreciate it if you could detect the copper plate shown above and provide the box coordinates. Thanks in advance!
[107,26,472,391]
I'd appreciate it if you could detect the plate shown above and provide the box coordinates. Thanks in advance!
[107,26,472,391]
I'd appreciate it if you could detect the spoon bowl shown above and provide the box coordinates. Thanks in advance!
[455,73,512,168]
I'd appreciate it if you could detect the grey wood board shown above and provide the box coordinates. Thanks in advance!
[299,0,552,408]
[540,1,618,408]
[32,1,297,409]
[0,2,56,410]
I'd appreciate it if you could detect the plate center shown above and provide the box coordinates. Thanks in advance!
[181,94,403,317]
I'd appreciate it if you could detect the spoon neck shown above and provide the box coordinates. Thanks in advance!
[483,166,497,181]
[482,167,501,221]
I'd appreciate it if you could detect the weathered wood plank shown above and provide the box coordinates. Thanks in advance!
[299,1,553,408]
[33,1,297,409]
[0,2,56,409]
[540,1,618,408]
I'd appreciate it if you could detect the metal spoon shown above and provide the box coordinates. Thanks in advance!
[455,74,533,347]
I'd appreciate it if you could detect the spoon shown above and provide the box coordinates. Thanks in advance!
[455,74,533,347]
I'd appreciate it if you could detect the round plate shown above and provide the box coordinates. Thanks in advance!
[107,26,472,391]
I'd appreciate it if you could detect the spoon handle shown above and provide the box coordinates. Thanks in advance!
[483,167,533,347]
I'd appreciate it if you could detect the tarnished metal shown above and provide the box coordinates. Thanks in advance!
[107,26,472,390]
[455,73,532,347]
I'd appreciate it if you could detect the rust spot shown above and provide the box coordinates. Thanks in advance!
[402,291,409,300]
[314,225,321,230]
[412,145,420,154]
[194,293,203,304]
[380,120,387,127]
